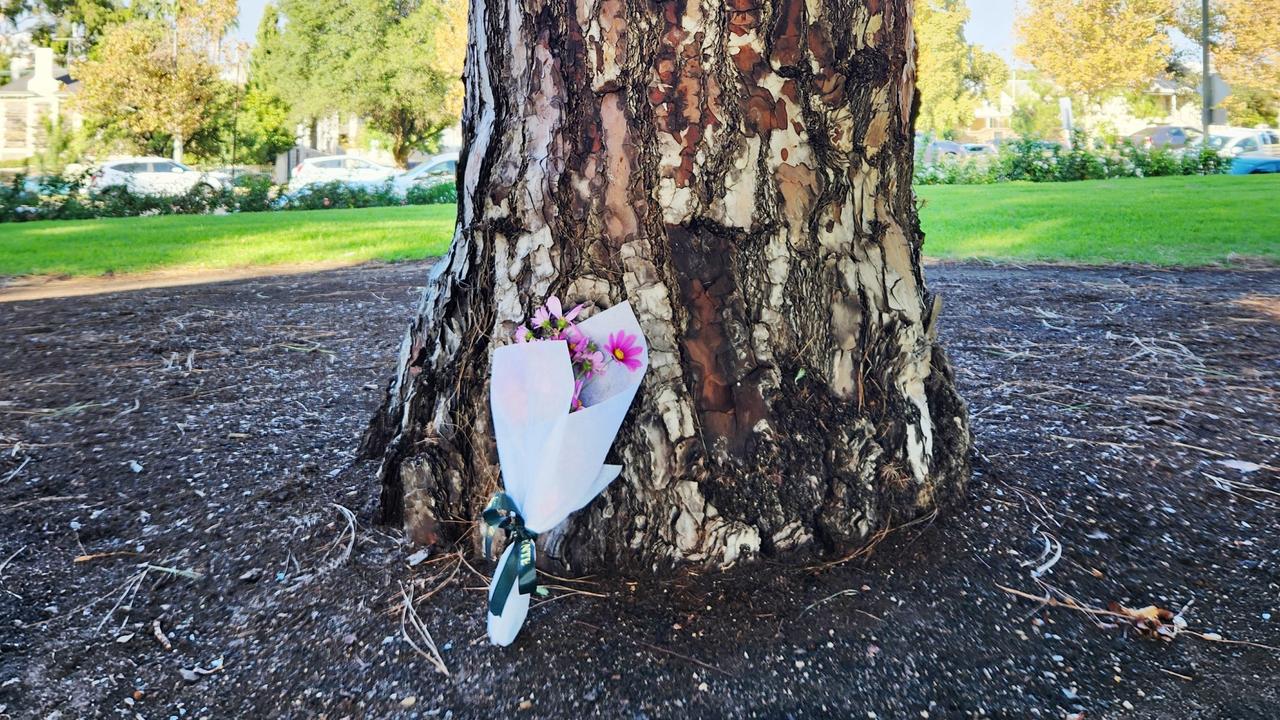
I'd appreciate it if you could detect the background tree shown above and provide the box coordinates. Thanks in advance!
[1011,72,1068,139]
[1177,0,1280,125]
[1,0,122,58]
[1015,0,1172,101]
[252,0,345,143]
[915,0,1008,138]
[230,85,296,165]
[343,0,466,167]
[71,0,237,161]
[257,0,465,166]
[363,0,971,569]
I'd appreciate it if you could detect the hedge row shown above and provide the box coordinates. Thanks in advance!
[0,173,458,223]
[914,139,1230,185]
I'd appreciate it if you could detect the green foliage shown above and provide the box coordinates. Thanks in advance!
[0,170,460,223]
[279,181,402,211]
[0,171,281,222]
[914,135,1229,186]
[71,3,237,162]
[1015,0,1174,99]
[915,0,1009,137]
[1009,73,1067,140]
[254,0,465,166]
[32,117,91,175]
[406,182,458,205]
[5,0,124,56]
[233,87,297,165]
[1221,86,1280,128]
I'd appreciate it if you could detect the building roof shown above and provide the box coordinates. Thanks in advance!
[0,66,75,95]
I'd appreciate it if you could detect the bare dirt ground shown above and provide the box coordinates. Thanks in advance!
[1,260,1277,719]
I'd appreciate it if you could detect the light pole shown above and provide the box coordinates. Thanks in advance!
[1200,0,1212,136]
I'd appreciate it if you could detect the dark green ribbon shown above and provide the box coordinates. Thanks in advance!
[482,492,538,617]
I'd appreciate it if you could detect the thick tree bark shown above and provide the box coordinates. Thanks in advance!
[363,0,971,571]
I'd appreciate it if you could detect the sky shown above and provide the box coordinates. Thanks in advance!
[234,0,1022,58]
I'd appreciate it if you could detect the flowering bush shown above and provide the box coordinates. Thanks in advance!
[512,296,643,412]
[0,171,458,223]
[914,134,1231,186]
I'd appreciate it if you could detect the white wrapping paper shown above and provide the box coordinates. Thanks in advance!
[486,301,649,645]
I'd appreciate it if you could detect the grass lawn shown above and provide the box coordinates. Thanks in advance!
[0,204,457,278]
[917,174,1280,266]
[2,174,1276,279]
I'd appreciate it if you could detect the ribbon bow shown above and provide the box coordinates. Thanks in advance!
[482,492,538,617]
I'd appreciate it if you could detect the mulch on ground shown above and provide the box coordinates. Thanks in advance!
[1,261,1277,719]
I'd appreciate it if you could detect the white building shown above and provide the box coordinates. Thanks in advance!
[0,47,80,162]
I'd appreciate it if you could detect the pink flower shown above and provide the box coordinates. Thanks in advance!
[534,296,586,333]
[565,326,587,353]
[577,349,606,378]
[532,305,552,330]
[604,330,643,372]
[562,301,585,323]
[570,379,585,412]
[513,324,532,344]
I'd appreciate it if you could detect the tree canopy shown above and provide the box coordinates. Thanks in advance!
[914,0,1008,138]
[1015,0,1173,100]
[69,0,238,161]
[1184,0,1280,124]
[254,0,466,167]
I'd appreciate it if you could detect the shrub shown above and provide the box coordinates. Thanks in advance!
[406,181,458,204]
[914,136,1231,186]
[1179,147,1230,176]
[279,180,403,211]
[230,174,276,213]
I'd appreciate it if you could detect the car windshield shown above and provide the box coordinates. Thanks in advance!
[1206,135,1235,150]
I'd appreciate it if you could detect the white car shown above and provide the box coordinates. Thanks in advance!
[89,157,223,196]
[391,153,459,196]
[1203,127,1280,157]
[288,155,399,190]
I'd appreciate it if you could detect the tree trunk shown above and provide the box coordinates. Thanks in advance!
[363,0,971,571]
[392,134,413,170]
[172,133,184,163]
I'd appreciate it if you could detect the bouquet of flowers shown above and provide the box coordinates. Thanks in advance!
[483,297,649,646]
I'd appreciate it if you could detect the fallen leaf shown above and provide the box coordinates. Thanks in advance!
[1108,602,1177,638]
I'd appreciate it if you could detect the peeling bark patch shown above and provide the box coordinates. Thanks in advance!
[668,224,766,454]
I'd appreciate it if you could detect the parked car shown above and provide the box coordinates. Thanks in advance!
[1230,150,1280,174]
[921,140,968,164]
[288,155,399,190]
[1202,127,1280,157]
[205,166,268,185]
[391,153,458,196]
[1128,125,1201,149]
[88,157,223,196]
[961,143,997,158]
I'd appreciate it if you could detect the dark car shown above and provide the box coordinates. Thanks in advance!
[1128,126,1201,149]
